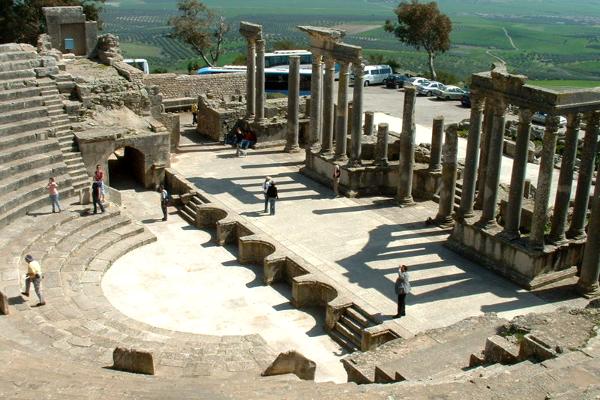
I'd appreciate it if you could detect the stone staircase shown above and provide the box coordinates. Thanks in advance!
[330,305,378,352]
[432,179,463,212]
[0,44,74,226]
[342,314,506,384]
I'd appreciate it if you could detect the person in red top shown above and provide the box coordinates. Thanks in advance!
[46,177,61,213]
[94,164,105,203]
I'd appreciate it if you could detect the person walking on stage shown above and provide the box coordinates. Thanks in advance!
[394,264,410,318]
[159,185,169,221]
[262,176,272,213]
[266,181,279,216]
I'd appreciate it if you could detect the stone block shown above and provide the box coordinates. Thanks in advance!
[112,347,155,375]
[469,351,485,367]
[484,335,519,364]
[0,290,9,315]
[262,350,316,381]
[519,333,558,362]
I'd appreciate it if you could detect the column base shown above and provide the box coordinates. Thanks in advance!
[428,215,454,228]
[428,166,442,173]
[498,230,520,241]
[396,196,415,207]
[347,159,362,168]
[455,210,475,221]
[476,219,498,231]
[547,235,569,247]
[284,145,301,153]
[576,281,600,299]
[334,154,348,162]
[567,230,587,241]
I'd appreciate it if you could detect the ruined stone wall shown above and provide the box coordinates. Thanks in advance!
[143,73,246,99]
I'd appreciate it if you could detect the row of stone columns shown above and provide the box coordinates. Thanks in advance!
[307,53,365,167]
[457,92,600,295]
[241,31,266,122]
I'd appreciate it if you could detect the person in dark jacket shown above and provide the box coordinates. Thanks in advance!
[266,181,279,216]
[394,264,410,318]
[92,181,105,214]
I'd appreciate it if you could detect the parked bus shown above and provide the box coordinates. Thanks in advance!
[123,58,150,74]
[264,50,312,68]
[264,66,312,96]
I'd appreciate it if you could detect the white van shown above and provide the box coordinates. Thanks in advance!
[350,65,393,87]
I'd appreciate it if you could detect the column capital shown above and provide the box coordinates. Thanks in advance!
[490,97,508,116]
[311,49,322,63]
[352,62,364,77]
[566,113,582,129]
[518,108,534,123]
[470,92,485,112]
[323,55,336,68]
[256,39,265,51]
[544,113,562,132]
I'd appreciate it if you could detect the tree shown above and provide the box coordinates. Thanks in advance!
[384,0,451,80]
[169,0,229,67]
[0,0,104,45]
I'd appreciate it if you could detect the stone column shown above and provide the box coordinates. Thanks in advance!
[457,95,484,219]
[529,115,561,250]
[502,108,533,239]
[577,175,600,296]
[567,111,600,240]
[348,62,364,167]
[375,123,389,167]
[308,51,323,150]
[255,39,266,121]
[245,40,256,119]
[475,102,495,209]
[363,111,375,136]
[320,56,336,154]
[334,62,349,161]
[479,99,507,228]
[429,116,444,172]
[396,86,417,205]
[285,56,301,153]
[549,113,581,244]
[435,124,458,224]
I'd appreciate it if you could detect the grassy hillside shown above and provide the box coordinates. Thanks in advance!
[102,0,600,83]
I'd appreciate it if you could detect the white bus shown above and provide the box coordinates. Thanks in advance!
[123,58,150,74]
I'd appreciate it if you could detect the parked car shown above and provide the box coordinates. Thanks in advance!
[407,77,429,87]
[434,85,466,100]
[531,112,567,127]
[416,81,445,96]
[384,74,411,89]
[350,65,393,87]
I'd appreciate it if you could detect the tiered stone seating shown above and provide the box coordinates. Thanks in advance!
[0,44,71,226]
[0,44,92,226]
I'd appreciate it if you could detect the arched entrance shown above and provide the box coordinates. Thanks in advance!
[107,146,146,189]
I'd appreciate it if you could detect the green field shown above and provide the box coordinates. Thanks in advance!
[529,80,600,90]
[101,0,600,80]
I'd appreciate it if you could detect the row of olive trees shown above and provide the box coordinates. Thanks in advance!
[171,0,451,77]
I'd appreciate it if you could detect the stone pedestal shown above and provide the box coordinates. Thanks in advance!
[375,123,389,167]
[363,111,374,136]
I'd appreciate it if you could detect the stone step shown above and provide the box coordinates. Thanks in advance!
[179,208,195,224]
[334,320,362,349]
[0,171,71,215]
[0,138,61,165]
[339,314,364,336]
[0,77,37,90]
[0,163,68,195]
[0,149,64,183]
[65,158,85,169]
[0,86,41,102]
[190,195,204,207]
[0,69,36,82]
[0,50,38,63]
[183,203,197,218]
[346,306,377,328]
[0,128,53,151]
[0,174,73,228]
[0,105,47,125]
[0,58,40,73]
[0,95,45,114]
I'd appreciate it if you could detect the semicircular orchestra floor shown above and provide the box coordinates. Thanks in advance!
[101,185,347,382]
